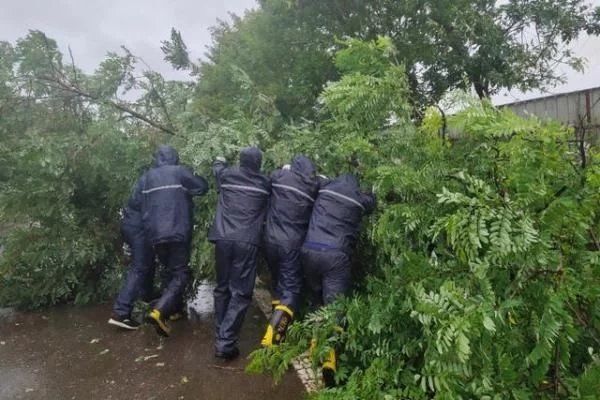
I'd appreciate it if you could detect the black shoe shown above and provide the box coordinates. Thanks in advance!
[108,314,140,330]
[215,347,240,361]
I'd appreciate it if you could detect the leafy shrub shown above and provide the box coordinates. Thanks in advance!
[1,28,599,399]
[247,40,600,399]
[0,32,162,309]
[0,124,149,309]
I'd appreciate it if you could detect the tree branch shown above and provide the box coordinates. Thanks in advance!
[38,75,178,136]
[38,33,177,136]
[535,186,568,214]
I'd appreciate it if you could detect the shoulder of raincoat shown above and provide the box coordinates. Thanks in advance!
[359,191,376,215]
[140,145,209,245]
[208,147,271,246]
[264,155,319,249]
[179,165,209,196]
[304,173,375,253]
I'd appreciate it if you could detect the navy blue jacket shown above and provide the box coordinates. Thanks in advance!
[303,174,375,254]
[120,194,143,242]
[134,146,208,245]
[120,166,150,240]
[208,147,271,246]
[264,155,319,249]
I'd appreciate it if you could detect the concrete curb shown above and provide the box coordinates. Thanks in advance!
[253,287,320,393]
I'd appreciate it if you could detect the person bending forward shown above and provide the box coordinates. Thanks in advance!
[261,155,319,346]
[141,145,208,336]
[301,173,375,385]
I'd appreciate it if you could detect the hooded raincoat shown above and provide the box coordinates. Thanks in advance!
[137,145,209,245]
[302,174,375,307]
[132,145,208,316]
[263,155,319,310]
[210,147,271,354]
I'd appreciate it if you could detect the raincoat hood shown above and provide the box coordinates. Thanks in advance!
[239,147,262,171]
[154,145,180,167]
[291,155,316,179]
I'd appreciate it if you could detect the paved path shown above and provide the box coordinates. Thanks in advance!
[0,303,304,400]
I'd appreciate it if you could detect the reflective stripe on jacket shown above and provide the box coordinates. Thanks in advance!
[264,155,319,249]
[303,174,375,253]
[136,145,209,245]
[208,147,271,246]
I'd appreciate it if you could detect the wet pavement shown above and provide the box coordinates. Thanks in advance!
[0,298,305,400]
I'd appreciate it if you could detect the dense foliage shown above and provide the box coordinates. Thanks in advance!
[195,0,600,119]
[1,1,599,397]
[0,32,159,307]
[244,37,600,399]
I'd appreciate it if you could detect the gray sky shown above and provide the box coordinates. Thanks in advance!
[1,0,599,104]
[0,0,258,81]
[493,27,600,105]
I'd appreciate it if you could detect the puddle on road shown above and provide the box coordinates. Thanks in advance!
[0,290,305,400]
[186,280,215,320]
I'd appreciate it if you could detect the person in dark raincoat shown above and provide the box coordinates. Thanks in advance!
[137,145,209,337]
[260,155,319,347]
[208,147,270,360]
[108,185,157,330]
[301,173,375,385]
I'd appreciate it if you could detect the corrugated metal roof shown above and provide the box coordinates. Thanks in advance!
[502,86,600,128]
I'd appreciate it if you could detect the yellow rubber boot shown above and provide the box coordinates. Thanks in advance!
[261,305,293,347]
[322,325,343,386]
[322,348,337,387]
[271,299,281,312]
[147,309,171,337]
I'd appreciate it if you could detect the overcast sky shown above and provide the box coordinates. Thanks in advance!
[0,0,258,81]
[1,0,599,105]
[494,27,600,105]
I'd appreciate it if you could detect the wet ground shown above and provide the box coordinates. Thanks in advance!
[0,296,305,400]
